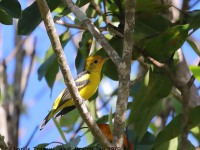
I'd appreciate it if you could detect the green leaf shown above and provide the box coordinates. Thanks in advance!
[38,31,71,89]
[0,9,12,25]
[127,129,155,150]
[59,109,79,128]
[187,39,200,57]
[86,0,101,18]
[128,70,172,139]
[54,7,70,21]
[102,37,123,81]
[191,126,200,143]
[189,66,200,82]
[54,0,90,21]
[38,54,59,88]
[34,142,64,148]
[0,0,21,18]
[75,31,92,74]
[87,100,97,119]
[34,143,51,148]
[135,14,171,37]
[139,24,189,63]
[136,1,170,13]
[108,107,113,133]
[53,144,71,149]
[186,10,200,31]
[153,105,200,148]
[154,137,195,150]
[18,0,62,35]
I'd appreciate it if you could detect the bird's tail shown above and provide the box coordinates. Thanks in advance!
[40,110,54,130]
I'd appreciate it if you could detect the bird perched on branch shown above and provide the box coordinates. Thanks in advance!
[40,55,108,130]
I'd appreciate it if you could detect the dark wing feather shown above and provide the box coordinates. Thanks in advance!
[55,70,90,115]
[55,105,76,118]
[59,70,90,103]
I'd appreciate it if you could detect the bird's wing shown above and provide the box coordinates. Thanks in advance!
[56,70,90,108]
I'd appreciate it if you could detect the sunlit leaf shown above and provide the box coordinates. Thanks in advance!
[108,107,113,133]
[54,0,90,21]
[189,66,200,82]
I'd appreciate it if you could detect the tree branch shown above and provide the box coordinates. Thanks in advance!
[55,20,107,32]
[36,0,112,147]
[112,0,135,148]
[61,0,122,66]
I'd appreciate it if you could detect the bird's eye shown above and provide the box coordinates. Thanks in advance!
[94,60,98,64]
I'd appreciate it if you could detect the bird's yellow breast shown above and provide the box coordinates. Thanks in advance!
[79,72,100,100]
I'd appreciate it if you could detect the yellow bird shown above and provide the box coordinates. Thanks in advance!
[40,55,108,130]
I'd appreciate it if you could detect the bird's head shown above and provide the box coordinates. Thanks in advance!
[84,55,109,73]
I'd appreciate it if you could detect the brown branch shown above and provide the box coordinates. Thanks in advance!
[112,0,135,148]
[90,0,103,16]
[55,20,107,32]
[61,0,122,67]
[102,0,111,24]
[36,0,112,148]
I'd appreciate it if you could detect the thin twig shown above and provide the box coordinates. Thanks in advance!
[70,121,84,141]
[90,0,103,15]
[55,20,107,32]
[36,0,112,147]
[24,126,39,148]
[102,0,111,24]
[189,0,200,9]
